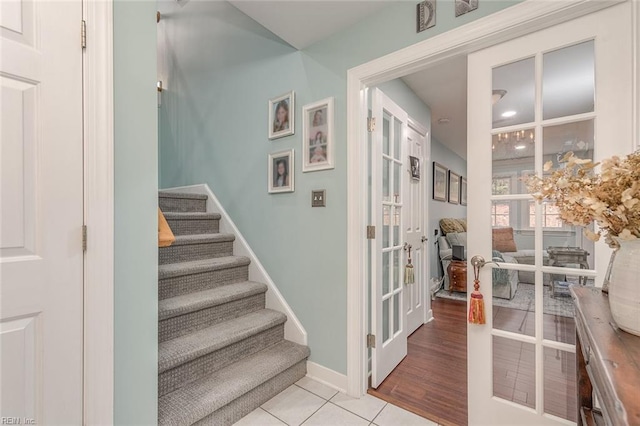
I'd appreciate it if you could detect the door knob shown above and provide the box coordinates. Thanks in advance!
[470,255,499,269]
[421,236,428,243]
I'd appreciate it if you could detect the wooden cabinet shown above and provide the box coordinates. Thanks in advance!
[447,260,467,293]
[571,286,640,426]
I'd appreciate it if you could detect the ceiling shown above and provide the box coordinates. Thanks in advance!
[402,40,595,162]
[228,1,396,50]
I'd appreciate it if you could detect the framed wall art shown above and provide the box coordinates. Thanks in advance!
[268,149,295,193]
[433,162,448,201]
[268,91,295,140]
[448,171,460,204]
[460,177,468,206]
[302,97,334,172]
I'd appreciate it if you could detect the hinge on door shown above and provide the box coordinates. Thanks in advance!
[81,20,87,49]
[82,225,87,252]
[367,117,376,132]
[366,225,376,239]
[367,334,376,348]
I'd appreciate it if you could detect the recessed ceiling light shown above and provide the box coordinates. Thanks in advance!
[502,110,517,118]
[515,144,526,150]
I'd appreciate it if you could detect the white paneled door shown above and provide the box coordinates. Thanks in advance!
[1,1,84,423]
[467,3,633,424]
[371,89,429,388]
[404,123,429,336]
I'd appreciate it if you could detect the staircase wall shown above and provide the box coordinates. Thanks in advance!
[160,184,307,346]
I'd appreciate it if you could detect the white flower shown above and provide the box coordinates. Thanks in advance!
[618,229,637,241]
[584,228,601,242]
[544,161,553,172]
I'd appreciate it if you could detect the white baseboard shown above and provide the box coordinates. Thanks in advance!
[160,184,307,346]
[306,361,348,394]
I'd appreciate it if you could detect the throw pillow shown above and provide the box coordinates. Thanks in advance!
[446,232,467,248]
[440,218,465,235]
[492,227,517,252]
[492,250,510,284]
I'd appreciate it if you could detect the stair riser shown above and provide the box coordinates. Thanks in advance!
[159,197,207,213]
[159,293,266,343]
[167,218,220,235]
[159,241,234,265]
[159,325,285,397]
[193,360,307,426]
[159,265,249,300]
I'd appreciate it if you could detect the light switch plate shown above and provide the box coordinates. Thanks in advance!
[312,190,326,207]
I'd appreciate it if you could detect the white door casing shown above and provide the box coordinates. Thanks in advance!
[370,88,408,388]
[467,3,633,424]
[404,121,430,335]
[1,0,84,423]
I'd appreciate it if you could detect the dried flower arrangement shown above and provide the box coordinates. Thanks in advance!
[526,151,640,247]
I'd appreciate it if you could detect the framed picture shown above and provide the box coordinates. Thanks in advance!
[268,149,295,193]
[433,162,448,201]
[409,156,420,180]
[416,0,436,33]
[455,0,478,17]
[268,91,295,140]
[460,177,468,206]
[448,171,460,204]
[302,97,334,172]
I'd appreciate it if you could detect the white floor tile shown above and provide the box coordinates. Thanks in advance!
[302,403,370,426]
[372,403,438,426]
[296,376,339,400]
[261,385,325,426]
[233,407,286,425]
[329,392,386,421]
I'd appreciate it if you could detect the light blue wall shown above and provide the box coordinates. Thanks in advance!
[376,79,431,128]
[114,1,158,424]
[429,139,467,279]
[158,0,518,375]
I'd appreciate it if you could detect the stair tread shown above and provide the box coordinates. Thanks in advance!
[163,211,221,220]
[159,281,267,321]
[168,233,234,245]
[159,191,208,200]
[158,340,309,426]
[159,309,287,373]
[159,256,250,280]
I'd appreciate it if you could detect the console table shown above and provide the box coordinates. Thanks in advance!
[571,286,640,425]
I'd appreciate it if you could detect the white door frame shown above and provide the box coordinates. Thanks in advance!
[346,0,639,397]
[83,1,115,423]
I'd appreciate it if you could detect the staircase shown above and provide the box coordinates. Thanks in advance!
[158,191,310,426]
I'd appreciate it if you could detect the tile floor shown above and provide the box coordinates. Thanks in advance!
[233,376,441,426]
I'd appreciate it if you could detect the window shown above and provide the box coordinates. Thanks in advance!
[492,177,511,195]
[492,203,511,226]
[529,202,563,228]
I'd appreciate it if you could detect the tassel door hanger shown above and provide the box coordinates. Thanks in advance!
[404,243,415,284]
[468,255,487,324]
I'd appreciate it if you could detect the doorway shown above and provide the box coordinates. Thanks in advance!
[348,1,638,425]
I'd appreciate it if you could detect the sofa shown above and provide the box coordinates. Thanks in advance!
[437,219,551,300]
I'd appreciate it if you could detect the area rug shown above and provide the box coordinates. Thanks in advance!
[435,282,593,318]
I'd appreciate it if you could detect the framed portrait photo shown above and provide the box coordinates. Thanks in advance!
[409,156,420,180]
[433,162,448,201]
[268,150,295,194]
[268,91,295,140]
[460,177,468,206]
[448,171,460,204]
[302,97,334,172]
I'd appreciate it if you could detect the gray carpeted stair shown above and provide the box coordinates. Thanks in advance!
[158,191,309,425]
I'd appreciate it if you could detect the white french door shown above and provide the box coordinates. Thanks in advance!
[370,88,409,388]
[404,123,429,336]
[1,0,84,423]
[467,3,633,425]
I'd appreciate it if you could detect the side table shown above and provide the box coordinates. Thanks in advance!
[447,260,467,293]
[548,246,590,286]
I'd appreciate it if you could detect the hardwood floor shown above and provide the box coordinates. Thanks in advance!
[369,298,468,426]
[368,297,577,426]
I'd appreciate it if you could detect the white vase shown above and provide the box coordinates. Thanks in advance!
[608,238,640,337]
